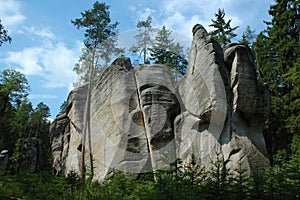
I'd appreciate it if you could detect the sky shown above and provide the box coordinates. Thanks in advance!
[0,0,273,118]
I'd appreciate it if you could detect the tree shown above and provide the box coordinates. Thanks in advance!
[209,8,239,47]
[130,15,154,64]
[239,25,256,47]
[253,0,299,159]
[0,69,29,113]
[0,19,12,47]
[71,1,119,178]
[0,69,29,159]
[59,100,67,114]
[150,25,188,77]
[71,1,121,86]
[10,101,33,170]
[0,69,51,171]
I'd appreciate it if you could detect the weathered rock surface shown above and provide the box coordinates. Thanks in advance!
[50,25,270,181]
[20,137,45,172]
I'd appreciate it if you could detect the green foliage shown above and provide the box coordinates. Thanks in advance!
[1,148,299,200]
[59,100,67,114]
[0,69,51,172]
[0,69,30,155]
[72,1,123,86]
[71,1,118,48]
[0,69,29,112]
[0,19,12,47]
[209,8,239,47]
[130,15,154,64]
[150,26,188,76]
[253,0,300,159]
[239,25,256,47]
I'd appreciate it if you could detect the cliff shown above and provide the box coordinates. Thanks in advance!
[50,24,269,181]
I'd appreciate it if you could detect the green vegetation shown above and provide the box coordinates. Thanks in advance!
[0,152,299,200]
[130,15,154,64]
[150,25,188,76]
[131,16,188,77]
[0,69,51,172]
[0,0,299,199]
[209,8,239,47]
[253,0,299,160]
[72,1,123,86]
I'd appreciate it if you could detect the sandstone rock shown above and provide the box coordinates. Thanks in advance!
[176,24,229,165]
[50,113,70,175]
[135,65,180,171]
[222,44,270,174]
[20,137,42,172]
[50,25,269,181]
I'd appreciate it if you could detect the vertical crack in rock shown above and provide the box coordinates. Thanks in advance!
[223,44,270,175]
[134,65,180,172]
[50,25,270,181]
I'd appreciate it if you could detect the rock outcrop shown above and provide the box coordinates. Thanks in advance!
[50,25,269,181]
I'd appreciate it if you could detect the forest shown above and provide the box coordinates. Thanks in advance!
[0,0,299,199]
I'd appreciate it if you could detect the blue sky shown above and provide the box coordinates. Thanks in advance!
[0,0,273,118]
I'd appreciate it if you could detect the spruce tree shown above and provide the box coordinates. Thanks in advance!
[209,8,239,47]
[150,26,187,76]
[254,0,299,158]
[239,25,256,47]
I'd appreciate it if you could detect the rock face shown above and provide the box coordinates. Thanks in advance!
[20,137,45,172]
[50,25,269,181]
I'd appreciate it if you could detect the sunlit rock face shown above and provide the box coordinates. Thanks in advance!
[50,25,269,181]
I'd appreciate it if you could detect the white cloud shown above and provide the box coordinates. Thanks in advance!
[0,0,25,27]
[133,0,272,40]
[3,41,80,88]
[22,26,56,40]
[28,94,58,100]
[5,47,45,75]
[41,42,79,88]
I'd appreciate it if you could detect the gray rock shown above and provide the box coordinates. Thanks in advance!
[20,137,42,172]
[222,44,269,174]
[176,24,229,166]
[50,25,269,181]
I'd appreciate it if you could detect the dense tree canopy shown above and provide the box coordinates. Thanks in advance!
[254,0,299,158]
[0,69,51,171]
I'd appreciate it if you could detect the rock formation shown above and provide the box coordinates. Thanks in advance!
[50,24,270,181]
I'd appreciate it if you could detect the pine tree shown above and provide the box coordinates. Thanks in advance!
[130,15,154,64]
[150,26,188,76]
[239,25,256,47]
[72,1,122,86]
[254,0,299,159]
[71,1,120,178]
[209,8,239,47]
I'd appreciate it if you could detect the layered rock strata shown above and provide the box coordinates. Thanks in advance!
[50,25,269,181]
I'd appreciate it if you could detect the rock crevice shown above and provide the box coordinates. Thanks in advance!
[50,24,269,181]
